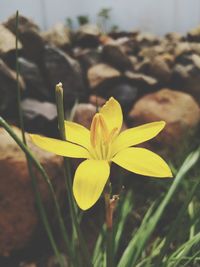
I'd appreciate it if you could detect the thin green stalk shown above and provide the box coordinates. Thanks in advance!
[188,199,195,239]
[104,183,114,267]
[15,10,26,144]
[15,11,64,267]
[0,117,72,266]
[55,83,92,267]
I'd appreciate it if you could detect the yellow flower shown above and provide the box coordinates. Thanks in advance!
[30,97,172,210]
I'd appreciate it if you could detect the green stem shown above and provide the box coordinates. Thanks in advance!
[104,183,114,267]
[15,11,64,267]
[55,83,92,267]
[0,117,71,267]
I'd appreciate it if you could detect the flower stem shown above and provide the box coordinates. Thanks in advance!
[15,12,65,267]
[55,83,92,267]
[104,183,114,267]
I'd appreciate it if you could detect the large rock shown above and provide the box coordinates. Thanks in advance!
[0,59,25,117]
[21,99,58,136]
[0,127,63,256]
[4,14,44,63]
[43,45,86,108]
[87,63,120,88]
[42,23,71,51]
[18,58,50,101]
[0,24,22,55]
[147,55,172,84]
[102,44,133,71]
[129,89,200,157]
[187,25,200,42]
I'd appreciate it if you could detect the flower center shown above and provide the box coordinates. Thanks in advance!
[89,113,118,160]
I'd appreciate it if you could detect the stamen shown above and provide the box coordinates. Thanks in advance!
[90,114,99,147]
[107,127,118,143]
[98,114,109,141]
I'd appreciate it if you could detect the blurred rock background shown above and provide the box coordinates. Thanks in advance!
[0,11,200,266]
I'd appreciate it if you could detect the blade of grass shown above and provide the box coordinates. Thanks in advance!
[166,232,200,267]
[113,191,134,255]
[117,147,200,267]
[154,171,200,265]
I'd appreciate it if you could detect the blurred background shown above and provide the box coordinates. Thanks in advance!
[1,0,200,34]
[0,1,200,267]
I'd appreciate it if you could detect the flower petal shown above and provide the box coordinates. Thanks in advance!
[112,147,172,177]
[73,160,110,210]
[30,134,89,158]
[111,121,166,155]
[65,121,90,149]
[99,97,123,133]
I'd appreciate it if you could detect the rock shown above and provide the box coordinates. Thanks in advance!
[165,32,183,42]
[135,32,160,48]
[42,23,71,51]
[21,99,58,136]
[72,102,128,130]
[139,45,165,59]
[187,25,200,42]
[0,59,25,117]
[102,44,133,71]
[87,63,120,88]
[174,42,200,57]
[43,45,86,108]
[147,55,172,84]
[89,95,106,107]
[72,103,96,129]
[0,24,22,55]
[98,82,138,115]
[129,89,200,157]
[172,63,200,103]
[75,24,100,48]
[74,48,101,75]
[4,14,44,63]
[0,126,63,256]
[18,58,50,100]
[125,71,158,86]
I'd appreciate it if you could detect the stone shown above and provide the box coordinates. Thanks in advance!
[72,102,128,131]
[75,24,100,48]
[138,45,165,59]
[0,126,63,256]
[187,25,200,42]
[4,14,44,63]
[87,63,120,88]
[89,95,106,107]
[129,89,200,157]
[74,48,101,75]
[96,81,138,115]
[42,23,71,51]
[134,32,160,48]
[125,71,158,86]
[174,42,200,57]
[172,63,200,103]
[21,99,58,136]
[147,55,172,84]
[102,44,133,71]
[0,59,25,117]
[72,103,96,129]
[18,58,50,101]
[43,45,86,108]
[0,24,22,55]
